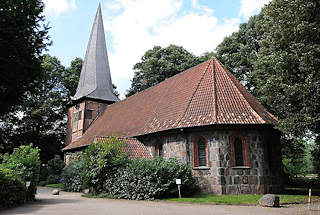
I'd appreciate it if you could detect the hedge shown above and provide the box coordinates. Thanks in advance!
[106,158,198,200]
[0,168,26,208]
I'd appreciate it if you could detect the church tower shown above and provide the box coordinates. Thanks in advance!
[65,4,119,146]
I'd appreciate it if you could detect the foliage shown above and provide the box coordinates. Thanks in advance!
[106,157,198,200]
[83,137,128,193]
[47,155,65,183]
[0,55,84,163]
[0,167,27,208]
[281,138,314,178]
[0,0,50,114]
[40,155,65,185]
[126,45,203,97]
[62,153,84,192]
[253,0,320,137]
[311,136,320,178]
[216,13,263,93]
[0,144,40,201]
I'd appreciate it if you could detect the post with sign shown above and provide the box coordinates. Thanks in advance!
[176,179,181,199]
[25,181,31,203]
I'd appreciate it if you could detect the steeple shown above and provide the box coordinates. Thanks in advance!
[72,3,119,102]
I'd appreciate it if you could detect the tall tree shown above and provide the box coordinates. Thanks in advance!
[216,13,263,94]
[0,0,50,114]
[126,45,202,97]
[253,0,320,137]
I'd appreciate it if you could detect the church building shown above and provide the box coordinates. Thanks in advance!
[63,4,283,195]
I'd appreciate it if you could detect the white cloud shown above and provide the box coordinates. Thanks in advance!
[43,0,76,17]
[239,0,271,20]
[103,0,240,85]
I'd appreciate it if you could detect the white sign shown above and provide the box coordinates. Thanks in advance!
[176,179,181,185]
[26,181,31,188]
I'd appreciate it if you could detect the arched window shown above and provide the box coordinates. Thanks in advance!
[193,137,208,167]
[155,141,163,157]
[231,134,250,167]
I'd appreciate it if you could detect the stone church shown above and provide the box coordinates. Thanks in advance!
[63,4,283,195]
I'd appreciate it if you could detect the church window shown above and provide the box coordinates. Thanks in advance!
[155,141,163,157]
[231,133,250,167]
[193,137,208,167]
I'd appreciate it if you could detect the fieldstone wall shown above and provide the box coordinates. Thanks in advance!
[142,127,283,195]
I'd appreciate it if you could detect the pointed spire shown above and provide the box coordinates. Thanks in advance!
[72,4,119,102]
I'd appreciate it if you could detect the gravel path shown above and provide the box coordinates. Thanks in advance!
[1,187,319,215]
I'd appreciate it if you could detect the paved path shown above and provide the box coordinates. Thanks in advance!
[1,187,320,215]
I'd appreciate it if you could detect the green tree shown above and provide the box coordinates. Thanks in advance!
[216,13,263,93]
[126,45,202,97]
[253,0,320,137]
[0,0,50,114]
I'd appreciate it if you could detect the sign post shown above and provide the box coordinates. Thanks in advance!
[308,189,312,210]
[176,179,181,199]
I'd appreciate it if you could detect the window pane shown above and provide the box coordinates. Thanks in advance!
[86,110,93,119]
[234,138,244,166]
[198,139,207,166]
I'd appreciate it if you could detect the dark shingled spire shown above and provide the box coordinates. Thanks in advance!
[72,3,119,102]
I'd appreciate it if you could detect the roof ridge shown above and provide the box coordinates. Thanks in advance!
[177,60,212,126]
[214,58,266,123]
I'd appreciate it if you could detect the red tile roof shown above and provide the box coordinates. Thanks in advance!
[95,137,152,159]
[64,58,277,151]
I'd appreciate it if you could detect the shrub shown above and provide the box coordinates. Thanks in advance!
[106,157,198,200]
[40,155,65,185]
[0,144,40,201]
[62,153,84,192]
[83,136,128,194]
[0,168,27,208]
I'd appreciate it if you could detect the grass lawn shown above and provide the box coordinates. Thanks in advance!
[46,183,64,190]
[163,194,320,205]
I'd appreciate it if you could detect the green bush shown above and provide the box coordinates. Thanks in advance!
[106,158,198,200]
[0,144,40,201]
[0,168,26,208]
[83,137,128,194]
[62,153,84,192]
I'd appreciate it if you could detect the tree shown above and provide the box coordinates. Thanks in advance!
[5,55,67,162]
[253,0,320,138]
[126,45,202,97]
[216,13,263,93]
[0,0,50,114]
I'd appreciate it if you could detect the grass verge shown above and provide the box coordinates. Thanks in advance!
[46,183,64,190]
[163,194,320,205]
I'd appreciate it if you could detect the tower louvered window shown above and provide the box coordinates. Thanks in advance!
[198,139,207,167]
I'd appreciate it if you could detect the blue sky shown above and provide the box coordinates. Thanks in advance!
[43,0,271,97]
